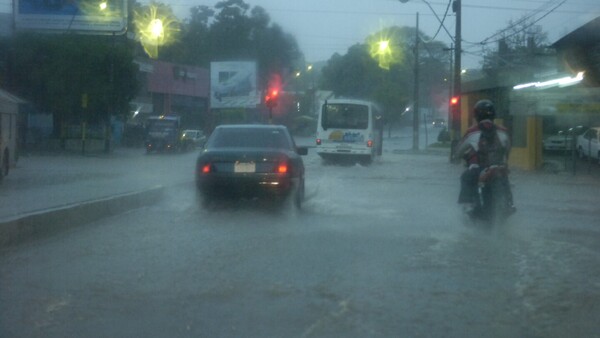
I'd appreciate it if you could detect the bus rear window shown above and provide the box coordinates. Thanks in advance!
[322,104,369,130]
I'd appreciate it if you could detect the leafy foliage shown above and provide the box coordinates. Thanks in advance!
[0,0,302,132]
[1,33,138,130]
[320,26,449,127]
[161,0,301,86]
[481,18,553,79]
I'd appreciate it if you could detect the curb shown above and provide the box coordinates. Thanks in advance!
[0,185,165,249]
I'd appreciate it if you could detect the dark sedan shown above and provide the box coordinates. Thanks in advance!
[195,124,308,207]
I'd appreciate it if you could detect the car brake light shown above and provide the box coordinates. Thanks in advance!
[201,164,211,173]
[277,163,288,173]
[316,138,322,145]
[367,140,373,148]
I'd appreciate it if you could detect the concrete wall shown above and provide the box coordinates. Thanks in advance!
[509,117,543,170]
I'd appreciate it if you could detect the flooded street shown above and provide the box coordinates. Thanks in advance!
[2,134,600,337]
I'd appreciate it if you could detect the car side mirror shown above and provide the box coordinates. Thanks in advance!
[296,146,308,156]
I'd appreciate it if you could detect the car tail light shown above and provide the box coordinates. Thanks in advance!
[277,163,288,173]
[201,163,211,174]
[367,140,373,148]
[316,138,322,145]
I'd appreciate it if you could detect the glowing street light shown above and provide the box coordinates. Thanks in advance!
[369,37,399,70]
[149,19,164,39]
[378,40,390,53]
[134,4,180,59]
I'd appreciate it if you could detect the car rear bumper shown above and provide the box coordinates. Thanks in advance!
[317,145,373,156]
[197,174,299,198]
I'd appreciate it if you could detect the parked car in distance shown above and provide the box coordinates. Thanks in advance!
[576,127,600,161]
[543,131,573,151]
[432,118,446,128]
[181,129,206,150]
[195,124,308,208]
[543,126,586,152]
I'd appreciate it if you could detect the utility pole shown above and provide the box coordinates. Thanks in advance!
[451,0,462,158]
[413,12,420,151]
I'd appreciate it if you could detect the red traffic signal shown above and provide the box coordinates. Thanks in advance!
[265,89,279,108]
[449,96,460,123]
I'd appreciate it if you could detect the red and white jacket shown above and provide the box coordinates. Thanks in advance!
[456,120,511,167]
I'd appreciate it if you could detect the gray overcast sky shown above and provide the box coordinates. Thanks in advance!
[2,0,599,68]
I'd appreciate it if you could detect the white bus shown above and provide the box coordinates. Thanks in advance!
[316,99,383,164]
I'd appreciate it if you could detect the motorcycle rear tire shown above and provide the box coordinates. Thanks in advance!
[489,178,510,225]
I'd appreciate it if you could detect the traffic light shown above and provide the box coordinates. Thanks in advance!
[450,96,460,118]
[450,96,459,106]
[265,88,279,108]
[449,95,460,130]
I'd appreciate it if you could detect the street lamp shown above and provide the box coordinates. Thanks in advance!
[398,0,461,154]
[306,64,316,115]
[134,4,180,59]
[370,20,419,150]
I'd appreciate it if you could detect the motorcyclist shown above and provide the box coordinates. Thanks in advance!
[455,99,515,213]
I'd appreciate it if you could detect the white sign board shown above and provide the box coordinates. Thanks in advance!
[210,61,259,109]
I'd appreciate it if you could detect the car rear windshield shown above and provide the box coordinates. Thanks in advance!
[210,128,292,150]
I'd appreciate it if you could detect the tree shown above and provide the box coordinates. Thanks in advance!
[481,18,554,79]
[208,0,253,61]
[162,0,301,86]
[209,1,300,83]
[2,32,139,135]
[159,6,213,65]
[320,26,449,129]
[0,0,303,137]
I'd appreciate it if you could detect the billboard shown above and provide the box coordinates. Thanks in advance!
[15,0,128,34]
[210,61,259,109]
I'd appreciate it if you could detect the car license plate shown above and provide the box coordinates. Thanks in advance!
[234,161,256,173]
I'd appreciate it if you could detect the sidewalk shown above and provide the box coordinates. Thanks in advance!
[0,147,197,247]
[0,148,173,220]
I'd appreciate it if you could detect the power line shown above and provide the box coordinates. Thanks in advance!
[418,0,454,42]
[143,1,594,16]
[477,0,567,45]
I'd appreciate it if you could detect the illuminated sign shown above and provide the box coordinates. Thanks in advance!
[15,0,128,34]
[513,72,585,90]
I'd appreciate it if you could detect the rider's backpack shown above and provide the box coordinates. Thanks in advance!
[477,121,506,167]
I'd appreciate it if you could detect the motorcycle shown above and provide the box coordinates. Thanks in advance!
[470,165,515,223]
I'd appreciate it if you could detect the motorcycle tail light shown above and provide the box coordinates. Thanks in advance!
[316,138,322,145]
[201,164,211,174]
[367,140,373,148]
